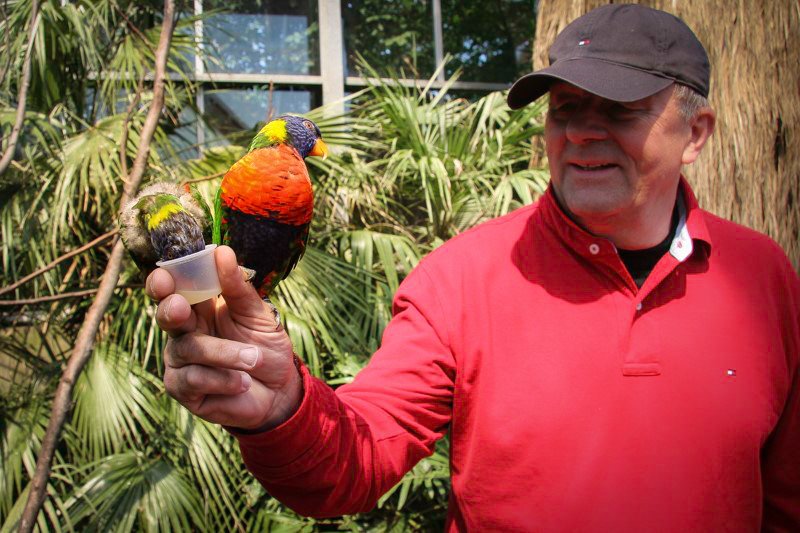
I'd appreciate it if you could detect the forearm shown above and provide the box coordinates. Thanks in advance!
[232,262,456,517]
[234,363,446,517]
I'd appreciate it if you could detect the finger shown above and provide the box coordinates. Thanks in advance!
[164,364,251,403]
[156,293,198,337]
[146,268,176,301]
[166,333,263,371]
[193,383,274,428]
[215,246,271,318]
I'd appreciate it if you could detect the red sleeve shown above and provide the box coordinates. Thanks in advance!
[233,264,455,517]
[761,255,800,531]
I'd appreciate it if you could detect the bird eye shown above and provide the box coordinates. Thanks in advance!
[303,121,315,130]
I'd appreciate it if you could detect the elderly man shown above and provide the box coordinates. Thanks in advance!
[148,4,799,531]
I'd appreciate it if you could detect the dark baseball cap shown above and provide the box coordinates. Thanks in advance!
[507,4,710,109]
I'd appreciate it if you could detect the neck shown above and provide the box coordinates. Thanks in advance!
[250,120,289,152]
[249,133,280,152]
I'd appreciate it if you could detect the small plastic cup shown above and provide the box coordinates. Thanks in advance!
[156,244,221,305]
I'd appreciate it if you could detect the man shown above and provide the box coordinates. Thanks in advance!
[149,4,799,531]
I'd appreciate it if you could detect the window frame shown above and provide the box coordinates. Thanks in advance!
[191,0,515,152]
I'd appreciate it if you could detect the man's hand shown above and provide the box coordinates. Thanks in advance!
[147,245,303,431]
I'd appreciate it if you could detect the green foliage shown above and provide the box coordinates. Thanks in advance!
[0,1,547,530]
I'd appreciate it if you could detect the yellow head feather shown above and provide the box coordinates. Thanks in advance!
[259,119,288,143]
[146,203,184,231]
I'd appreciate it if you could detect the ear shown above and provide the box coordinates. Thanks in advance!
[682,107,716,165]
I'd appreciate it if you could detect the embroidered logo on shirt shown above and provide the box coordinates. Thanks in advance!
[726,369,736,377]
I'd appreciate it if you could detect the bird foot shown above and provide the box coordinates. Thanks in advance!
[263,298,281,328]
[240,267,257,283]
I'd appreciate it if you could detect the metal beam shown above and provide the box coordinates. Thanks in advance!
[318,0,345,116]
[345,76,508,92]
[432,0,444,81]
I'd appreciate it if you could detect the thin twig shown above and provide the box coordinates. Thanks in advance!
[17,2,176,531]
[0,0,12,85]
[114,3,155,55]
[266,80,275,123]
[0,284,143,306]
[180,170,225,185]
[0,0,39,178]
[119,75,146,182]
[0,230,117,297]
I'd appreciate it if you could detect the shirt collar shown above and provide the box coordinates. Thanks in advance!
[539,176,713,264]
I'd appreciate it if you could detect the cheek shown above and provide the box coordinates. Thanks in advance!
[634,134,684,179]
[544,122,564,168]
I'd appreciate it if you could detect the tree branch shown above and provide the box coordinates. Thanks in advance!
[16,2,176,531]
[0,230,117,297]
[0,0,39,178]
[0,283,143,306]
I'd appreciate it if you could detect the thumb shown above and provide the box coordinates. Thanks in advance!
[215,245,272,319]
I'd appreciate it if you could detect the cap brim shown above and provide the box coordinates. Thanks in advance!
[507,58,675,109]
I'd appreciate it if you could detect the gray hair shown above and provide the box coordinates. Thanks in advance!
[673,84,710,121]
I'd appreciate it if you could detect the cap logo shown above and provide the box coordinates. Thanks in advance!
[578,39,591,46]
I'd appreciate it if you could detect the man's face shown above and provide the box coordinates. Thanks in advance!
[544,82,694,230]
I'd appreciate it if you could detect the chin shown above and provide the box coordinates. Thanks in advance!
[561,190,627,221]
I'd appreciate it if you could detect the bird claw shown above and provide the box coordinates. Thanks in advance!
[263,298,281,328]
[240,267,257,282]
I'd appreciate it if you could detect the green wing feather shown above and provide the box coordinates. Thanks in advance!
[188,184,214,244]
[212,187,224,246]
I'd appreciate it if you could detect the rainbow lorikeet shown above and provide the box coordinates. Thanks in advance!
[120,182,211,277]
[215,114,328,299]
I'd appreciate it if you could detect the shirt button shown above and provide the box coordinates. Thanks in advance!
[588,243,600,255]
[635,302,643,311]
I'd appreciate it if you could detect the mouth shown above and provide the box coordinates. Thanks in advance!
[568,161,618,173]
[569,162,617,171]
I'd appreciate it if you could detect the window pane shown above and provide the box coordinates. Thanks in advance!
[342,0,435,78]
[442,0,534,83]
[202,85,321,147]
[168,107,201,160]
[204,0,320,75]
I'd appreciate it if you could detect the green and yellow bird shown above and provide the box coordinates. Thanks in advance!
[120,182,211,277]
[215,114,328,298]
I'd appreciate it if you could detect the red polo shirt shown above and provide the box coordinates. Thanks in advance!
[235,179,800,531]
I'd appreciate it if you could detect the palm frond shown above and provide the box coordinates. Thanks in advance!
[69,343,158,460]
[64,452,203,532]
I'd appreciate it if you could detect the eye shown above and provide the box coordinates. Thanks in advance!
[549,101,576,118]
[303,121,315,131]
[608,103,638,119]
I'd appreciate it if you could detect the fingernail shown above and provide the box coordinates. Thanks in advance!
[240,346,259,367]
[241,372,252,392]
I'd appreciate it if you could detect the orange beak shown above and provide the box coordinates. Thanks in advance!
[309,138,329,159]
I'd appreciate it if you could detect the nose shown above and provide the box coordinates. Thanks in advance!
[564,106,609,145]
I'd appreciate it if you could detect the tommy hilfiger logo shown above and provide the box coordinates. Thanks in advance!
[578,39,591,46]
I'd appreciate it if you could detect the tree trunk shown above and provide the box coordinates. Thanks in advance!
[16,2,176,531]
[532,0,800,270]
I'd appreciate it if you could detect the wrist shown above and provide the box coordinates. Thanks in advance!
[230,353,304,435]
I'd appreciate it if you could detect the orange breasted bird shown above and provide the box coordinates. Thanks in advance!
[215,114,328,298]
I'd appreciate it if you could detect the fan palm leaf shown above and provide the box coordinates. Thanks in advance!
[64,451,202,532]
